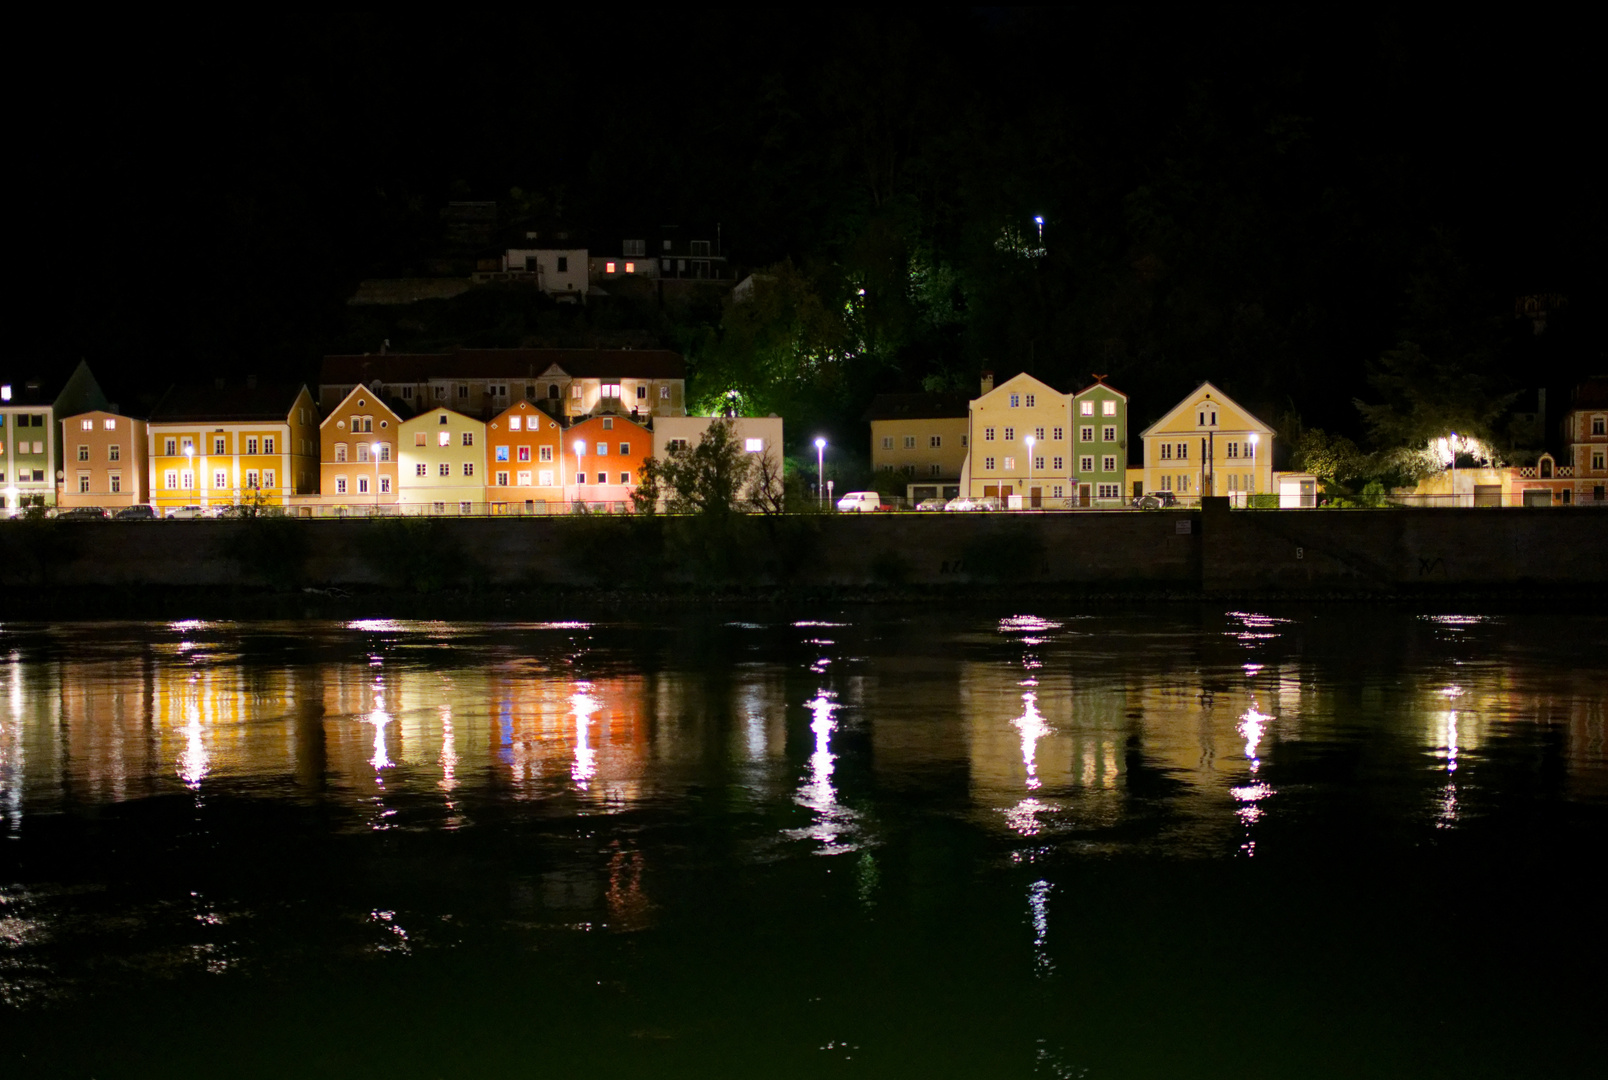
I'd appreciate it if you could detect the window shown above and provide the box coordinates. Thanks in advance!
[378,476,389,493]
[357,476,368,494]
[1052,427,1063,441]
[458,385,469,400]
[984,427,996,441]
[621,443,632,455]
[378,444,389,462]
[904,436,916,449]
[1161,443,1172,460]
[336,477,347,494]
[1176,443,1189,460]
[556,256,568,273]
[744,438,763,452]
[108,445,120,461]
[601,384,621,400]
[1010,393,1020,407]
[78,473,90,492]
[264,436,275,453]
[77,444,88,461]
[434,386,447,400]
[1226,442,1239,459]
[213,470,228,488]
[518,470,532,486]
[1052,457,1063,470]
[1034,456,1045,470]
[109,474,121,493]
[462,462,474,476]
[165,438,177,455]
[668,438,689,452]
[625,262,636,274]
[576,471,587,484]
[489,385,507,398]
[105,418,116,431]
[403,386,415,400]
[619,472,631,485]
[659,385,670,400]
[1161,475,1172,491]
[929,464,942,476]
[414,463,426,476]
[1025,394,1036,408]
[332,444,345,462]
[1080,426,1094,442]
[1053,485,1063,498]
[572,384,583,399]
[930,435,942,448]
[513,446,529,463]
[496,446,510,462]
[1103,456,1117,472]
[602,418,614,432]
[439,463,450,476]
[1034,427,1045,440]
[245,469,261,489]
[1595,450,1606,471]
[1003,457,1016,471]
[80,419,93,431]
[882,436,894,449]
[438,431,451,447]
[984,456,996,470]
[1593,416,1606,436]
[356,443,370,463]
[1103,401,1117,417]
[408,432,422,447]
[1079,456,1093,472]
[962,435,968,447]
[636,385,647,400]
[1003,427,1015,441]
[461,431,474,446]
[496,471,509,486]
[165,470,178,489]
[246,437,259,454]
[596,442,608,456]
[1180,475,1191,492]
[605,261,617,274]
[538,470,553,486]
[1098,483,1121,499]
[1081,401,1094,416]
[539,446,553,462]
[1103,426,1115,442]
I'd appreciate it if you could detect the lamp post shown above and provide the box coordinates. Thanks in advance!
[1034,215,1044,243]
[1448,432,1458,508]
[573,438,586,510]
[814,437,826,509]
[372,442,382,512]
[1248,433,1260,504]
[1024,434,1035,510]
[184,444,194,513]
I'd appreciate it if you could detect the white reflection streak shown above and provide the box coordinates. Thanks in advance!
[571,686,599,789]
[4,665,21,833]
[1437,708,1460,828]
[1028,879,1054,978]
[178,705,208,790]
[438,704,458,796]
[1005,797,1053,837]
[1238,705,1271,774]
[1014,689,1050,790]
[367,689,392,773]
[791,691,858,853]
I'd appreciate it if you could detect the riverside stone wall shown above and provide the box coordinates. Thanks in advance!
[2,502,1603,595]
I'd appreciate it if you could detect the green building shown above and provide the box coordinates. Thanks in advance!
[1069,377,1129,506]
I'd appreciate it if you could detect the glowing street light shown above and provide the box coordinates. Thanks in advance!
[1033,215,1044,243]
[1448,431,1458,508]
[814,437,827,509]
[1024,434,1036,509]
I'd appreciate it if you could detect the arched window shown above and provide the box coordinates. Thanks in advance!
[1540,455,1553,479]
[548,384,560,399]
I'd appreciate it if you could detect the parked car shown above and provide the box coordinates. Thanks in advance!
[1131,491,1179,509]
[915,498,949,511]
[165,505,211,519]
[114,505,157,520]
[56,506,109,521]
[836,491,890,513]
[944,495,1003,512]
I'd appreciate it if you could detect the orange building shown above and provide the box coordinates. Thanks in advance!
[568,414,652,507]
[146,383,319,513]
[484,399,566,513]
[58,410,149,509]
[319,385,405,510]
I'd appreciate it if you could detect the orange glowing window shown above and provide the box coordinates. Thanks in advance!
[625,261,635,273]
[606,261,616,274]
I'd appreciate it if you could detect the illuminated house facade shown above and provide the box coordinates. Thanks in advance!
[397,407,487,513]
[145,383,319,513]
[57,410,148,509]
[863,392,970,504]
[1070,379,1130,506]
[318,348,686,424]
[651,416,785,509]
[1139,382,1273,504]
[960,372,1074,506]
[1,361,109,513]
[485,399,566,512]
[568,414,652,505]
[319,385,405,510]
[1566,377,1607,505]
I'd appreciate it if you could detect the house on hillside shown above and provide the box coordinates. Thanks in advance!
[1138,382,1273,505]
[863,392,970,505]
[145,382,318,513]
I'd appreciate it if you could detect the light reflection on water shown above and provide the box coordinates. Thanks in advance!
[0,610,1605,1074]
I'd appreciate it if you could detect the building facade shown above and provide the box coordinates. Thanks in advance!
[863,392,970,504]
[1069,379,1130,506]
[484,399,566,512]
[58,410,148,509]
[1139,382,1273,504]
[1565,378,1607,505]
[145,384,319,513]
[319,385,406,511]
[569,414,653,507]
[1,362,110,513]
[651,416,785,509]
[961,373,1073,506]
[397,407,487,514]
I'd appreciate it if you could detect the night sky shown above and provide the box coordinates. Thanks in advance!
[20,11,1601,447]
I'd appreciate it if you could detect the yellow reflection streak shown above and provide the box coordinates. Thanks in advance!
[178,705,208,790]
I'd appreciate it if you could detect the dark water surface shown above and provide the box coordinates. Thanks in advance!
[1,607,1604,1078]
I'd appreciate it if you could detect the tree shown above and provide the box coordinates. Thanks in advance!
[652,418,756,518]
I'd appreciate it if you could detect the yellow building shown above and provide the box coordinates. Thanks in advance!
[960,372,1074,505]
[57,410,148,509]
[1138,381,1273,504]
[318,385,406,512]
[146,383,319,513]
[863,392,970,503]
[398,407,488,513]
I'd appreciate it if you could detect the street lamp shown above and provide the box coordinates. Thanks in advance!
[573,438,586,509]
[1248,433,1260,503]
[1448,432,1458,508]
[1033,215,1044,243]
[184,444,194,512]
[814,437,826,509]
[1024,434,1035,509]
[372,441,382,511]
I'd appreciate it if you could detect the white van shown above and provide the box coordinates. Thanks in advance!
[836,491,887,513]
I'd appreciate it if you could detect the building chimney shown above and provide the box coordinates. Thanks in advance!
[980,370,995,395]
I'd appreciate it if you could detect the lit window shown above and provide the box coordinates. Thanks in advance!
[606,261,616,274]
[1102,400,1116,416]
[496,446,510,462]
[625,262,635,273]
[1081,401,1094,416]
[518,471,531,485]
[104,418,116,430]
[509,416,522,431]
[538,470,553,485]
[81,419,93,430]
[1003,457,1016,470]
[596,442,608,456]
[572,384,582,398]
[659,386,670,400]
[744,438,763,452]
[518,446,531,462]
[438,431,450,447]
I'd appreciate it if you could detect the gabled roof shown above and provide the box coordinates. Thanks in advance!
[1572,377,1608,409]
[321,348,686,386]
[862,392,972,422]
[320,383,409,430]
[148,383,310,424]
[398,405,480,426]
[1138,381,1272,439]
[974,371,1065,404]
[1,360,109,414]
[1072,377,1127,400]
